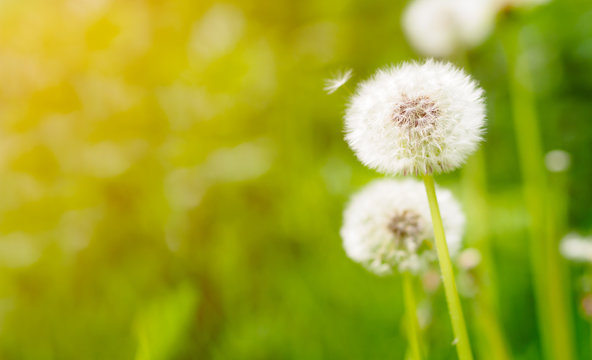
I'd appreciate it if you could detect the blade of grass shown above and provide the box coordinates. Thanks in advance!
[456,49,512,360]
[402,271,423,360]
[504,21,575,360]
[462,150,511,360]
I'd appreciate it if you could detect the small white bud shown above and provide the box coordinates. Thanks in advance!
[560,234,592,263]
[545,149,571,173]
[457,248,482,270]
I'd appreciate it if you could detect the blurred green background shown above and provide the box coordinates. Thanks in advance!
[0,0,591,359]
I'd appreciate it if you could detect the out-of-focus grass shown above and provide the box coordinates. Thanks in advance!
[0,0,591,359]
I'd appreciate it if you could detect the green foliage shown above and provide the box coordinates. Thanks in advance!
[135,284,199,360]
[0,0,590,359]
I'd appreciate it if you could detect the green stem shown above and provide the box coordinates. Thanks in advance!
[422,174,473,360]
[462,147,499,310]
[505,25,574,360]
[462,152,493,285]
[402,272,422,360]
[473,304,511,360]
[463,151,512,360]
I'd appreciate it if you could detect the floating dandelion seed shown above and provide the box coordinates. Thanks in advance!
[324,69,352,94]
[560,234,592,263]
[340,179,465,275]
[402,0,496,57]
[344,59,486,176]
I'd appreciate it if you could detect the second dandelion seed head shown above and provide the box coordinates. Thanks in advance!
[341,179,465,275]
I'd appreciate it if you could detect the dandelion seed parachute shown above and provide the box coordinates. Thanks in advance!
[324,69,353,94]
[340,179,465,275]
[344,59,486,176]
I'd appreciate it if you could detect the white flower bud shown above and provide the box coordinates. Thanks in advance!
[545,149,571,173]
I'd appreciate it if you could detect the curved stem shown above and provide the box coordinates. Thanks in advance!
[422,174,473,360]
[402,272,422,360]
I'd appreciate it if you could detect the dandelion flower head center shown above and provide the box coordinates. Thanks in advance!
[375,208,428,273]
[391,94,444,175]
[387,209,422,241]
[392,95,440,131]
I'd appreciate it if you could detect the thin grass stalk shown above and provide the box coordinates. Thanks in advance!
[462,151,511,360]
[454,51,511,360]
[505,24,574,360]
[454,54,503,314]
[402,272,422,360]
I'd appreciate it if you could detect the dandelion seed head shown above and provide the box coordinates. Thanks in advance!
[402,0,496,57]
[340,179,465,275]
[324,69,352,94]
[388,209,423,240]
[344,60,486,176]
[545,149,571,173]
[560,234,592,263]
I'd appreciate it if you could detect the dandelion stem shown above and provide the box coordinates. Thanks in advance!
[422,174,473,360]
[402,272,422,360]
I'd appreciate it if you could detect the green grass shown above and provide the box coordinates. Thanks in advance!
[0,0,590,359]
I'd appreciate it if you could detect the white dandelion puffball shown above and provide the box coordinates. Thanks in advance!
[402,0,496,57]
[341,179,465,275]
[560,234,592,263]
[344,60,486,176]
